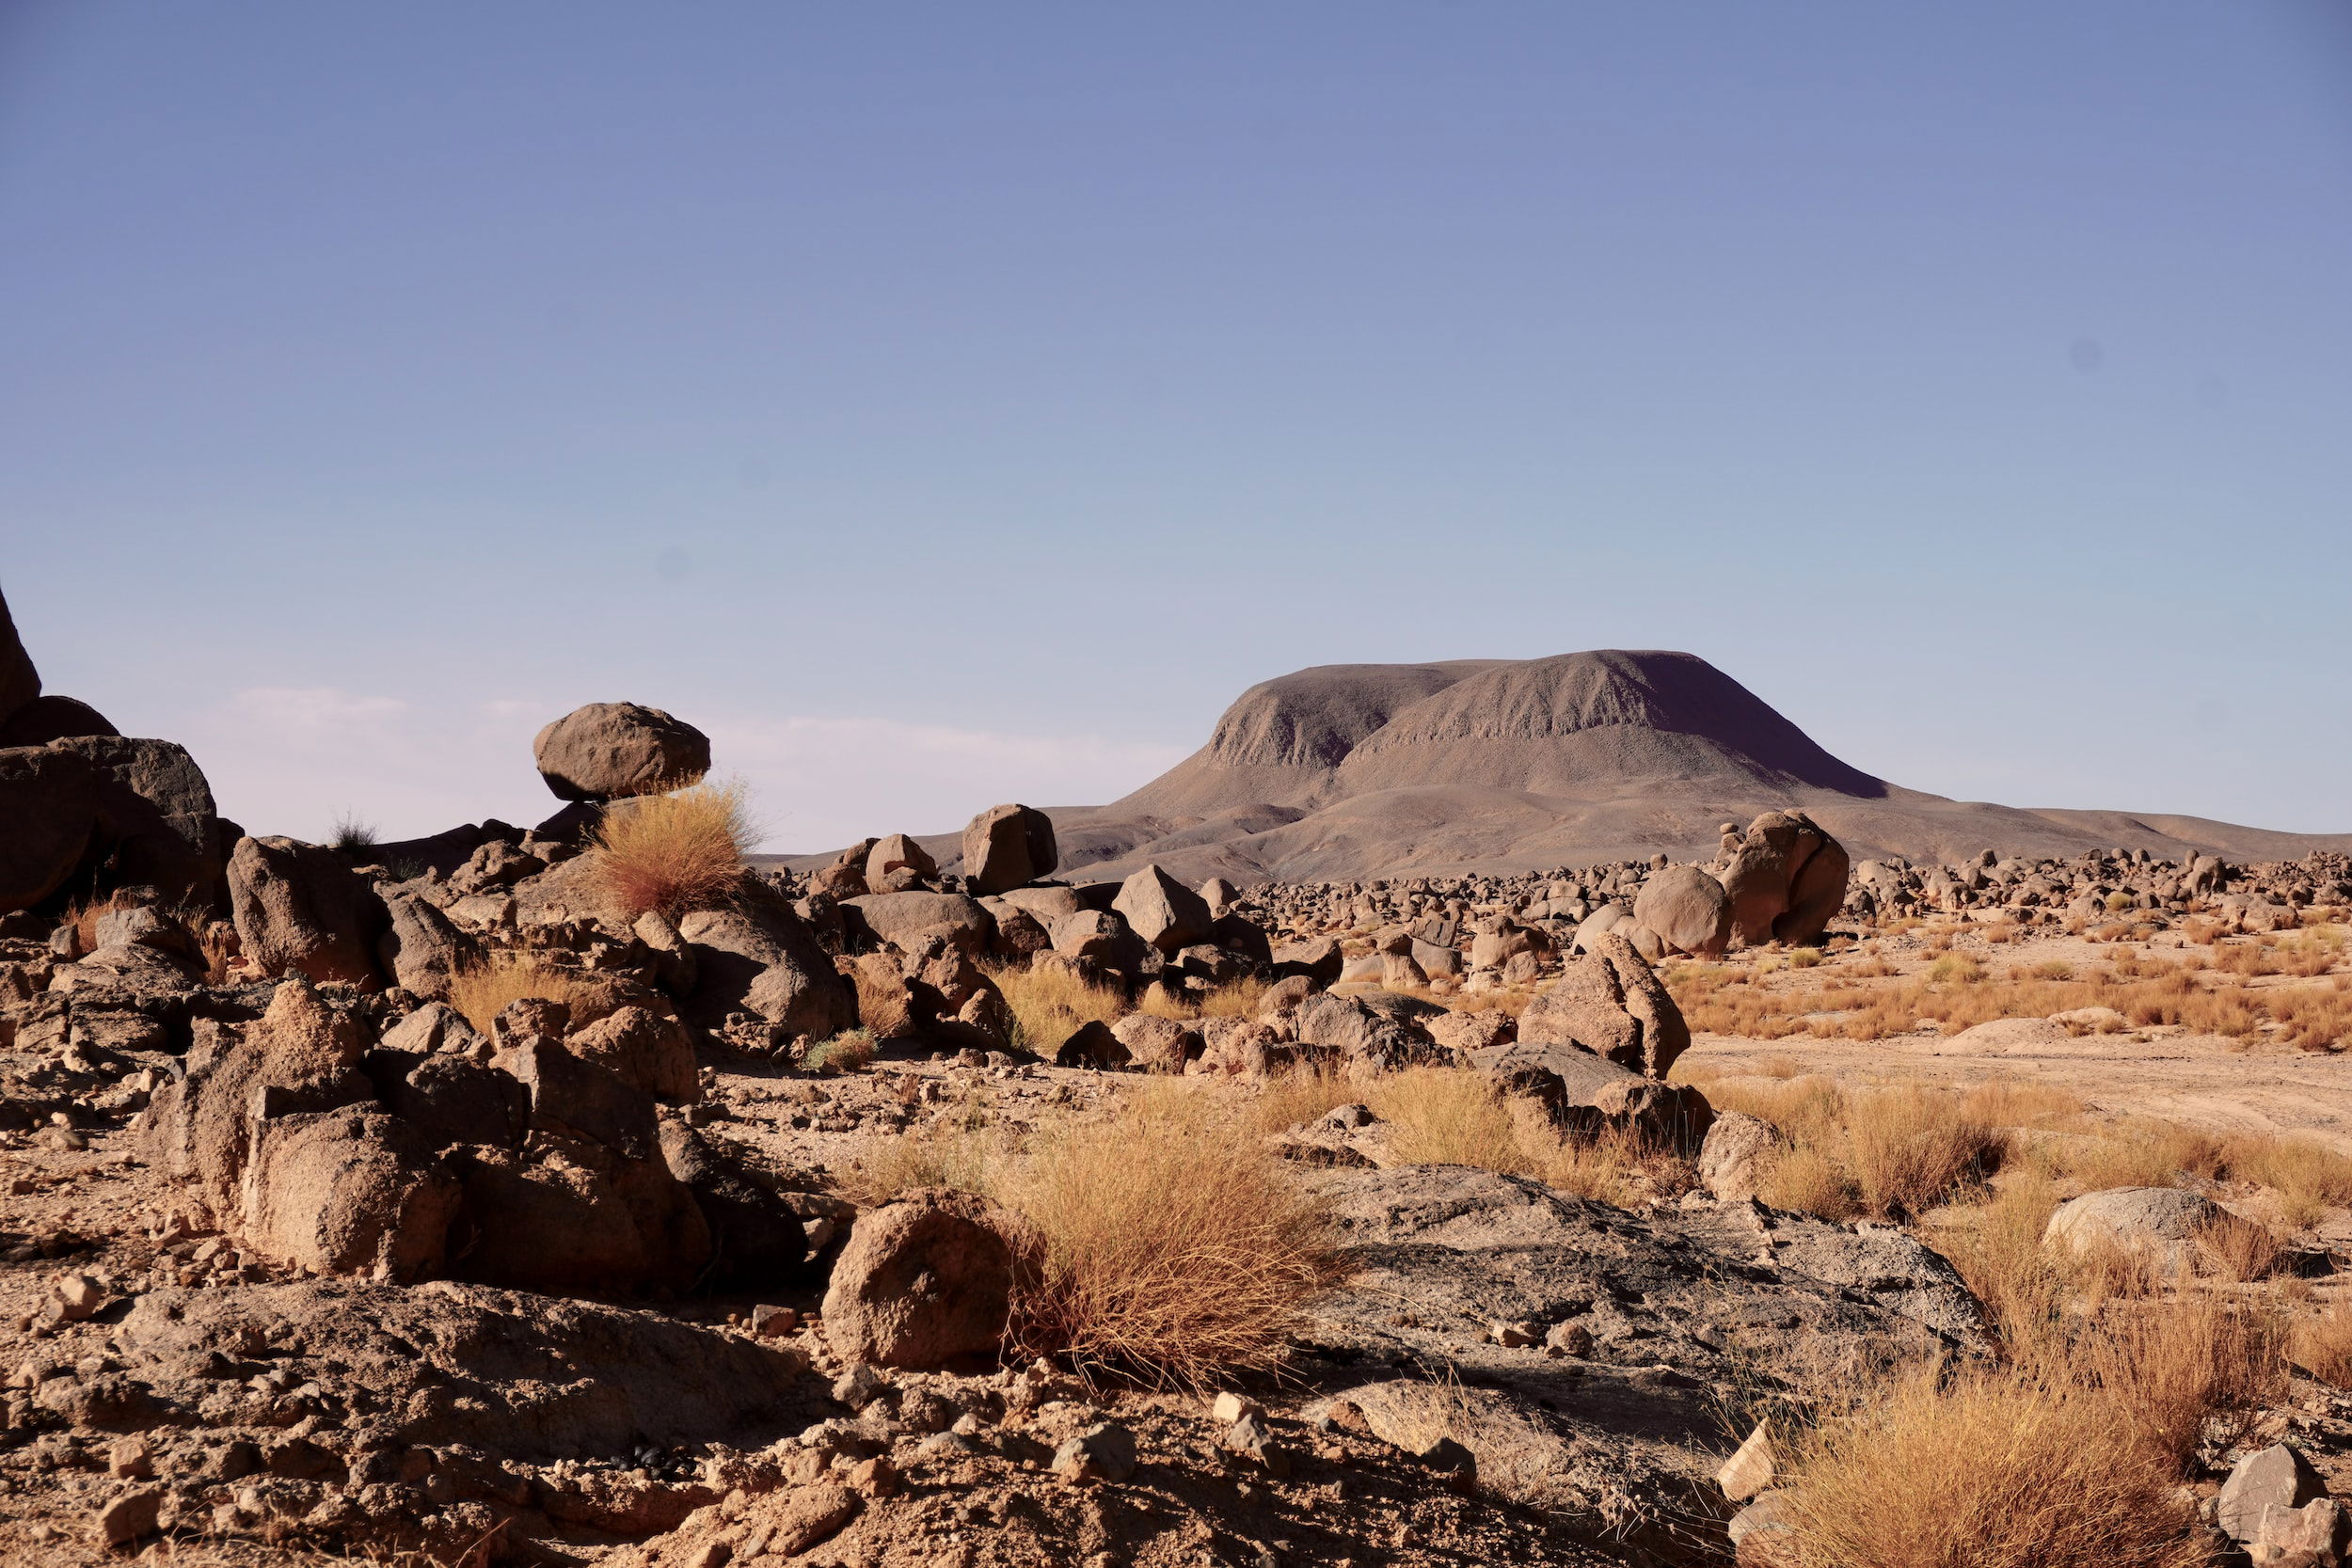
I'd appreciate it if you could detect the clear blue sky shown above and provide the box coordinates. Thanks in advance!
[4,2,2347,850]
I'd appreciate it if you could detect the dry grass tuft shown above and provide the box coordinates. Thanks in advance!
[588,779,755,922]
[2231,1134,2352,1229]
[446,959,596,1036]
[997,1082,1342,1387]
[1775,1292,2282,1567]
[2192,1210,2282,1283]
[1770,1368,2208,1568]
[834,1115,997,1209]
[986,961,1129,1055]
[803,1028,877,1075]
[1359,1067,1528,1169]
[1139,976,1270,1021]
[1708,1077,1997,1221]
[2293,1299,2352,1387]
[1759,1145,1859,1219]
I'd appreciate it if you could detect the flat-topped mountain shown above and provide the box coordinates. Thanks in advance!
[809,650,2349,885]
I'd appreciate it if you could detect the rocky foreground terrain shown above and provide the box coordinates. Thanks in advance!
[9,590,2352,1567]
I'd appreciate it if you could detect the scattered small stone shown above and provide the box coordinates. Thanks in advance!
[1053,1422,1138,1484]
[95,1485,164,1547]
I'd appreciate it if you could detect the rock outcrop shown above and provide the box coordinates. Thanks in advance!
[1722,809,1850,947]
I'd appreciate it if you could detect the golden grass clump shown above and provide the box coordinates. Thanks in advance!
[1758,1144,1858,1220]
[2292,1298,2352,1387]
[2191,1210,2282,1284]
[589,779,755,922]
[1769,1369,2209,1568]
[1844,1086,2000,1220]
[1138,976,1269,1021]
[2231,1134,2352,1228]
[996,1083,1341,1386]
[445,959,597,1036]
[1774,1292,2283,1567]
[1707,1078,1998,1221]
[984,961,1128,1055]
[1359,1066,1530,1169]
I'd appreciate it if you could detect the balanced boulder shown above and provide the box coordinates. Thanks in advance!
[961,802,1058,895]
[533,703,710,802]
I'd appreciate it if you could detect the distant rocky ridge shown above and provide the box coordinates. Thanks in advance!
[776,650,2352,885]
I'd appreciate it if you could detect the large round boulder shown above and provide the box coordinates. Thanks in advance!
[1631,863,1733,958]
[2042,1186,2230,1278]
[532,703,710,802]
[821,1191,1018,1369]
[961,803,1058,895]
[1722,810,1851,947]
[52,735,226,910]
[0,745,98,911]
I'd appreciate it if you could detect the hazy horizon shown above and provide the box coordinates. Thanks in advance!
[6,3,2348,848]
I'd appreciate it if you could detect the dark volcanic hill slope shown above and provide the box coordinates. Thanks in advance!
[777,650,2352,884]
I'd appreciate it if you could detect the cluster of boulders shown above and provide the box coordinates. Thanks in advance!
[1233,823,2347,991]
[1223,811,1851,991]
[138,975,808,1294]
[1849,844,2351,933]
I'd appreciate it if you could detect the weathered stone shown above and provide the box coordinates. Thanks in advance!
[0,744,98,911]
[1517,931,1689,1077]
[1698,1111,1783,1202]
[820,1192,1017,1370]
[378,886,476,999]
[52,735,226,909]
[533,703,710,801]
[1113,863,1215,955]
[659,1121,806,1288]
[229,835,387,989]
[2219,1443,2327,1544]
[960,803,1058,895]
[0,693,116,746]
[677,894,855,1040]
[865,832,937,891]
[1110,1012,1200,1071]
[1632,863,1733,958]
[1051,1421,1137,1483]
[1723,811,1850,948]
[2042,1186,2230,1278]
